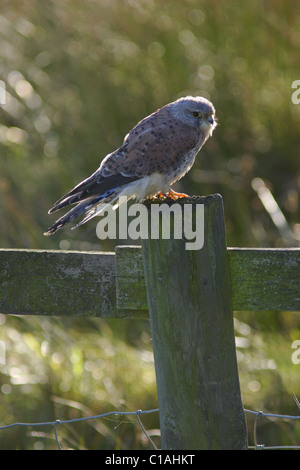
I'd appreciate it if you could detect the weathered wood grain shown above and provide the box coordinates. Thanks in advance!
[0,249,145,318]
[1,245,299,317]
[115,245,146,311]
[141,194,247,450]
[229,248,300,311]
[1,244,299,318]
[116,246,300,312]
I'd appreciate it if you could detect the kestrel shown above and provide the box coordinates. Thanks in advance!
[44,96,216,236]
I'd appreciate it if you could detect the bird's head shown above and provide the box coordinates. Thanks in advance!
[170,96,217,138]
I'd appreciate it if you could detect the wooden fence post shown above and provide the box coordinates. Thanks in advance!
[141,194,247,450]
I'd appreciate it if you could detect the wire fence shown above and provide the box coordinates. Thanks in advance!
[0,407,300,450]
[244,409,300,450]
[0,408,160,450]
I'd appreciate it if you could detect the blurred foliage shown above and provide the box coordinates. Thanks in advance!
[0,0,299,449]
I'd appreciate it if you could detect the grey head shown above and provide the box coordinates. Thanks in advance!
[168,96,216,135]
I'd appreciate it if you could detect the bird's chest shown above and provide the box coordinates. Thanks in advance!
[167,138,203,184]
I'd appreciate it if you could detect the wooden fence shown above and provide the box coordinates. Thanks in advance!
[0,194,299,449]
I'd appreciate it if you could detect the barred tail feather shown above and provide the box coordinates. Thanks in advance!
[44,189,119,236]
[44,198,94,236]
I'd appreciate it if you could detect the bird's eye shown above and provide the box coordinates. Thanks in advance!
[192,111,202,118]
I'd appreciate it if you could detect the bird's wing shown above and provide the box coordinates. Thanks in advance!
[48,169,138,213]
[49,112,199,214]
[100,112,200,179]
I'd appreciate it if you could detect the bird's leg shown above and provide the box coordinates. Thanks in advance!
[165,188,189,200]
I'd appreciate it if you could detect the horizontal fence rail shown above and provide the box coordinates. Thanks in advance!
[0,246,299,317]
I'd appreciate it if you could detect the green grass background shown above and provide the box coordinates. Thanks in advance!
[0,0,299,449]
